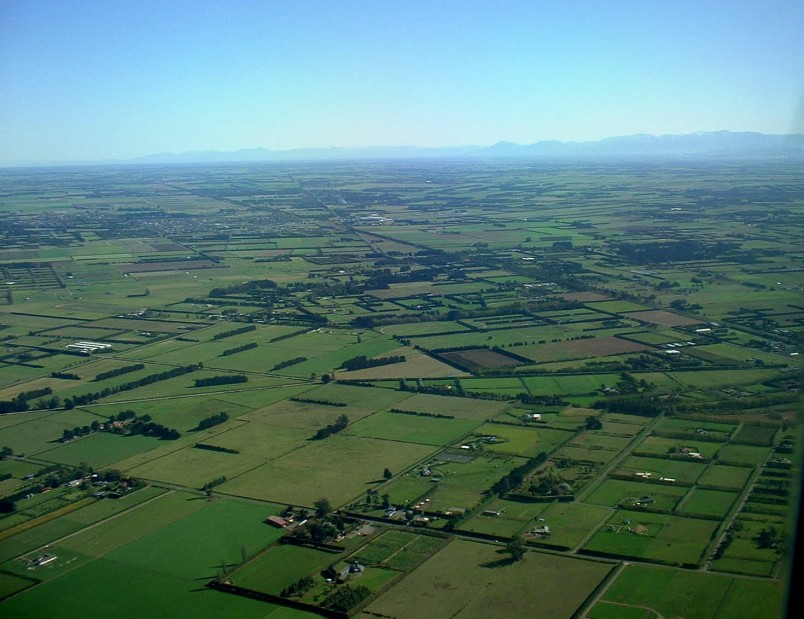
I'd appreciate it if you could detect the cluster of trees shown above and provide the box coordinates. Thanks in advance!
[388,408,453,419]
[93,363,144,382]
[517,393,567,406]
[312,414,349,440]
[51,371,80,380]
[208,279,276,298]
[280,575,314,598]
[201,476,227,492]
[128,419,180,440]
[221,342,258,356]
[585,416,603,431]
[193,375,248,387]
[593,394,670,417]
[527,470,572,496]
[491,452,548,496]
[96,410,179,440]
[321,584,372,612]
[212,325,256,340]
[290,397,346,407]
[195,412,229,430]
[64,364,202,409]
[271,357,307,371]
[340,355,406,372]
[0,387,53,414]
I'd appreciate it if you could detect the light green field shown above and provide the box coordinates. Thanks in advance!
[364,539,613,619]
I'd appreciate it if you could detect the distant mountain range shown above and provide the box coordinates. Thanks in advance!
[125,131,804,164]
[6,131,804,167]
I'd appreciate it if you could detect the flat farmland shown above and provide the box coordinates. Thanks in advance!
[717,444,772,466]
[615,455,708,484]
[599,563,783,619]
[235,543,346,595]
[522,373,622,396]
[127,444,266,487]
[585,478,688,510]
[440,348,523,371]
[347,411,480,446]
[219,434,437,506]
[35,432,162,468]
[622,310,702,327]
[336,348,465,379]
[515,336,651,363]
[699,464,753,490]
[633,436,721,460]
[364,539,613,619]
[471,423,572,457]
[680,489,738,518]
[531,501,612,549]
[459,497,548,537]
[385,392,511,421]
[583,510,718,565]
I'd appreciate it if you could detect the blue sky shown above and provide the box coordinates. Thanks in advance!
[1,0,802,162]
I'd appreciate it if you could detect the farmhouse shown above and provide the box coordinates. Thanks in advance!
[265,515,291,528]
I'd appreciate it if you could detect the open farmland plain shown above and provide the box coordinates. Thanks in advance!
[0,160,800,618]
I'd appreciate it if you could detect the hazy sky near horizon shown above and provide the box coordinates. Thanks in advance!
[1,0,802,163]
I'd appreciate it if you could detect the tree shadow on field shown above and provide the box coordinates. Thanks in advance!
[479,554,517,569]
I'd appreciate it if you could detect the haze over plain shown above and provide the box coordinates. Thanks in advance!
[1,0,802,164]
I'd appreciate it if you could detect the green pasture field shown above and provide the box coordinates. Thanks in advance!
[600,563,783,619]
[733,424,777,446]
[234,543,339,594]
[384,392,511,421]
[585,478,688,510]
[698,464,753,490]
[380,475,433,506]
[622,330,693,345]
[87,395,253,434]
[0,554,289,619]
[212,383,317,408]
[381,321,472,337]
[556,445,619,465]
[717,444,772,465]
[365,539,613,619]
[633,436,721,460]
[457,376,524,392]
[713,515,786,570]
[346,412,480,446]
[522,373,621,396]
[418,484,485,514]
[598,418,648,437]
[656,417,737,436]
[459,498,548,537]
[219,434,437,506]
[667,368,781,389]
[0,571,36,600]
[470,423,572,457]
[586,601,656,619]
[585,300,651,313]
[35,432,162,468]
[616,455,708,484]
[102,498,284,579]
[535,501,612,549]
[237,398,379,431]
[429,453,529,494]
[583,510,718,565]
[127,445,265,488]
[352,530,446,571]
[566,431,631,453]
[0,408,105,456]
[680,489,738,518]
[0,458,41,479]
[196,422,310,459]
